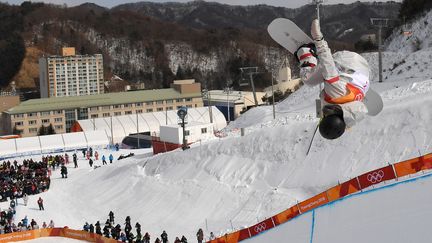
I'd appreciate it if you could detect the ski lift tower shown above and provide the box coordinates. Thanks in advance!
[239,67,259,107]
[371,18,390,83]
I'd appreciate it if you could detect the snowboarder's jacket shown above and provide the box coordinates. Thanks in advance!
[301,38,369,128]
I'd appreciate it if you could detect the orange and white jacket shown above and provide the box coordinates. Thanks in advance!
[300,39,370,128]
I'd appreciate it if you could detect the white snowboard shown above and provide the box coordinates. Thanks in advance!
[268,18,383,116]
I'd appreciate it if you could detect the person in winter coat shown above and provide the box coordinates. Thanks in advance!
[65,153,69,164]
[95,221,102,235]
[161,230,168,243]
[180,235,187,243]
[22,216,28,227]
[144,232,151,243]
[109,211,114,224]
[83,222,90,232]
[89,224,95,233]
[89,158,93,167]
[73,153,78,168]
[37,197,44,210]
[196,228,204,243]
[95,151,99,160]
[10,200,15,209]
[209,232,215,240]
[174,237,181,243]
[23,193,28,206]
[109,154,114,163]
[295,19,370,140]
[154,238,161,243]
[102,155,107,165]
[61,165,68,178]
[135,222,141,236]
[42,222,47,228]
[48,220,54,228]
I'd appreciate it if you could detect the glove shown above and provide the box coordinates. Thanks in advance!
[311,19,323,41]
[294,43,317,68]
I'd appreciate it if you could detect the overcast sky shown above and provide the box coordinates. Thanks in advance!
[1,0,401,9]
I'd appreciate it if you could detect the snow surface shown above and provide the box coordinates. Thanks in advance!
[7,9,432,243]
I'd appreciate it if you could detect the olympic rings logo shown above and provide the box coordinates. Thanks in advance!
[367,170,385,183]
[254,223,267,233]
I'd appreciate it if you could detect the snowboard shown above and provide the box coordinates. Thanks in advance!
[268,18,383,116]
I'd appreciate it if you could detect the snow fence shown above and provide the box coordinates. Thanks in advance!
[0,227,119,242]
[207,153,432,243]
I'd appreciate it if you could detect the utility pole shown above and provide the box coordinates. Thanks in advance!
[271,74,276,120]
[110,115,113,147]
[223,81,233,123]
[371,18,390,83]
[240,67,259,107]
[202,87,213,123]
[136,111,140,149]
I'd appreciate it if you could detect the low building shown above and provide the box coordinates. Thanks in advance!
[3,80,203,137]
[202,90,266,121]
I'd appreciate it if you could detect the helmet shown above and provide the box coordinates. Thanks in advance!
[319,114,346,140]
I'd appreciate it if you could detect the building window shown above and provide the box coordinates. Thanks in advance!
[103,113,111,117]
[114,112,121,116]
[177,106,183,109]
[145,101,153,106]
[124,104,132,108]
[176,99,183,102]
[55,110,63,115]
[135,103,142,107]
[186,105,192,108]
[185,130,190,136]
[91,114,99,119]
[41,111,51,116]
[102,106,110,110]
[157,108,164,112]
[113,105,121,109]
[136,110,143,114]
[195,104,198,107]
[166,100,173,104]
[201,128,207,134]
[146,109,153,113]
[55,125,63,130]
[27,112,37,117]
[29,128,38,133]
[90,107,99,112]
[42,119,50,124]
[15,121,23,126]
[28,120,37,125]
[156,100,164,105]
[166,107,173,110]
[125,111,132,115]
[14,114,24,119]
[54,117,63,123]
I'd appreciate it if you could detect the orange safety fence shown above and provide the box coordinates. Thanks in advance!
[207,152,432,243]
[0,228,120,243]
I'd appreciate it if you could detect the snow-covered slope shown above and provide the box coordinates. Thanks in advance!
[10,9,432,243]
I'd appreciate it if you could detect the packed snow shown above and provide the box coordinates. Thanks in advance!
[6,9,432,243]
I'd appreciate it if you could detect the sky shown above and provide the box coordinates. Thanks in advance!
[1,0,401,9]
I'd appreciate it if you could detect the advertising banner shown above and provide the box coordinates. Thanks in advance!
[237,228,251,241]
[357,165,396,189]
[394,154,432,177]
[248,218,275,237]
[272,205,300,225]
[298,192,328,213]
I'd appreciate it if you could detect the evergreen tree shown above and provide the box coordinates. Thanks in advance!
[47,123,56,135]
[38,125,46,136]
[12,125,22,135]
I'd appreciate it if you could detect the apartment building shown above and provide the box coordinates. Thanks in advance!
[3,80,203,137]
[39,47,104,98]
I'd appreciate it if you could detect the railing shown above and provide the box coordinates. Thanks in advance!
[208,153,432,243]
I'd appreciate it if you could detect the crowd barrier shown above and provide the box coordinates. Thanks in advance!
[0,228,119,243]
[208,152,432,243]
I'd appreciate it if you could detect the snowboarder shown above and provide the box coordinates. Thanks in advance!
[161,230,168,243]
[37,197,44,210]
[196,228,204,243]
[102,155,107,165]
[109,154,114,163]
[295,19,370,139]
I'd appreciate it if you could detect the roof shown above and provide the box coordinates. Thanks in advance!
[6,89,202,114]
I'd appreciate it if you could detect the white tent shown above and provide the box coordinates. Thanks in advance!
[63,132,87,151]
[0,140,17,157]
[40,134,65,153]
[76,106,227,144]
